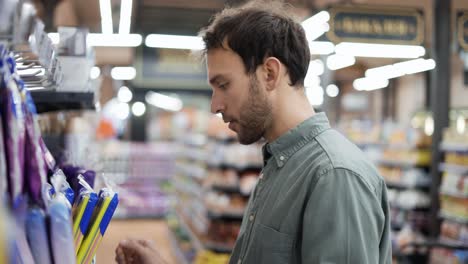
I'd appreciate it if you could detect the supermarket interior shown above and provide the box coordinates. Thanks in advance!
[0,0,468,263]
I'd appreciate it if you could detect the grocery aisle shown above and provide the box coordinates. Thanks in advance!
[96,220,178,264]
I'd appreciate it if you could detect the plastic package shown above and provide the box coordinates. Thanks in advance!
[48,193,76,264]
[1,57,25,204]
[77,188,118,264]
[23,88,47,205]
[25,207,52,264]
[73,175,98,252]
[50,170,75,206]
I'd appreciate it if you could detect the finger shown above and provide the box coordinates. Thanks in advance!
[120,239,146,256]
[115,246,126,264]
[137,239,156,248]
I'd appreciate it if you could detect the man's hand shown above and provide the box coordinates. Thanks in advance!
[115,239,169,264]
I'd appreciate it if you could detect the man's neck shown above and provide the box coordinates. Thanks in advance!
[264,89,315,143]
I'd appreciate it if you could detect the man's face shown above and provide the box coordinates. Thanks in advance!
[207,48,272,145]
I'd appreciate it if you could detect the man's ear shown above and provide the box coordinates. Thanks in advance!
[261,57,282,91]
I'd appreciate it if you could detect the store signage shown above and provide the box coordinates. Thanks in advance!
[458,12,468,51]
[327,6,424,45]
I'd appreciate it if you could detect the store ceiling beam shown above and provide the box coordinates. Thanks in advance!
[429,0,451,239]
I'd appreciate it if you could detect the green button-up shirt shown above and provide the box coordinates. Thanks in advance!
[229,113,392,264]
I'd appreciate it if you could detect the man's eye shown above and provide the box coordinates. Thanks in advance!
[219,83,229,89]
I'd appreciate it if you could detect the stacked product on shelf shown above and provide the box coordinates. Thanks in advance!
[98,140,176,219]
[339,120,433,261]
[430,127,468,263]
[0,42,119,263]
[172,130,262,264]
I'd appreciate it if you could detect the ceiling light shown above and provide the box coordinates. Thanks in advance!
[87,33,142,47]
[99,0,113,34]
[119,0,133,34]
[366,59,436,79]
[90,66,101,79]
[302,11,330,41]
[304,74,320,88]
[335,42,426,59]
[306,86,324,106]
[132,101,146,117]
[308,59,324,76]
[326,54,356,70]
[117,86,133,103]
[353,77,389,91]
[145,34,204,50]
[424,116,434,136]
[115,102,130,120]
[111,67,136,80]
[48,33,59,45]
[326,84,339,97]
[309,41,335,55]
[456,115,466,134]
[145,91,183,111]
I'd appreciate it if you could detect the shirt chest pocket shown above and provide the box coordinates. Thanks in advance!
[253,224,293,264]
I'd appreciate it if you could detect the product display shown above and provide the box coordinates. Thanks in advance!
[430,127,468,263]
[172,129,262,262]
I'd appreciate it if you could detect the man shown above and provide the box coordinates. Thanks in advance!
[116,1,392,263]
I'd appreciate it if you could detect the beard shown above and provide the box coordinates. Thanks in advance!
[236,75,272,145]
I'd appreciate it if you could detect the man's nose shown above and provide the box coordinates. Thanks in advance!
[210,91,225,114]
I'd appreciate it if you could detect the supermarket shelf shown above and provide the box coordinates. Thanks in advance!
[176,211,205,252]
[208,163,263,172]
[439,163,468,175]
[439,190,468,199]
[113,213,167,220]
[376,159,428,168]
[439,211,468,224]
[176,210,235,254]
[211,184,250,197]
[440,142,468,152]
[207,209,244,221]
[385,181,430,190]
[168,227,190,264]
[31,91,95,113]
[205,241,234,253]
[390,203,430,212]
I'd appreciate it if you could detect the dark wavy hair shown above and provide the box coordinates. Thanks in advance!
[200,1,310,88]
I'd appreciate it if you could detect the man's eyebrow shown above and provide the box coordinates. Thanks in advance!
[209,74,224,85]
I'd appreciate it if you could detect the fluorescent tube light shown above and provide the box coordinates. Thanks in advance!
[111,67,136,80]
[309,41,335,55]
[366,59,436,79]
[306,86,324,106]
[326,54,356,70]
[353,77,389,91]
[119,0,132,34]
[335,42,426,59]
[132,101,146,117]
[326,84,339,97]
[87,33,142,47]
[145,34,204,50]
[117,86,133,103]
[145,91,183,112]
[302,11,330,41]
[99,0,113,34]
[90,66,101,79]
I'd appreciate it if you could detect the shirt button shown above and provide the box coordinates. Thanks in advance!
[249,214,254,221]
[279,156,285,161]
[259,173,263,180]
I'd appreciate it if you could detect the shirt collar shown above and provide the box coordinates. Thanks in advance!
[262,112,331,168]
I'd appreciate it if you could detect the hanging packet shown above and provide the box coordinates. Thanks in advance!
[73,175,98,252]
[25,207,52,264]
[77,188,118,264]
[0,53,25,205]
[50,169,75,206]
[48,186,76,264]
[22,84,47,206]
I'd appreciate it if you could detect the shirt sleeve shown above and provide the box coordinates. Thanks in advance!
[301,168,392,264]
